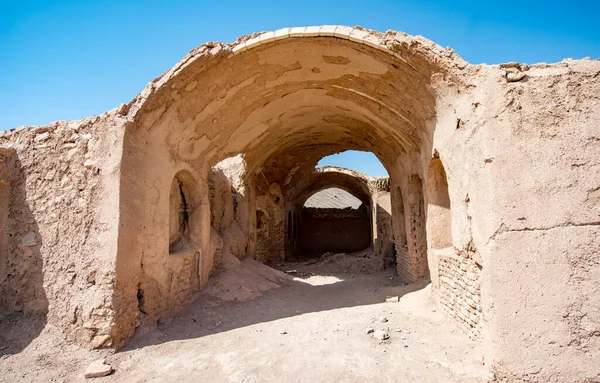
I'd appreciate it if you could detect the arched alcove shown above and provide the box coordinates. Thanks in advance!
[427,158,452,249]
[256,209,266,231]
[169,170,201,254]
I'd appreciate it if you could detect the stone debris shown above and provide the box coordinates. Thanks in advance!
[366,327,375,335]
[380,316,388,323]
[84,359,112,379]
[117,103,128,115]
[385,296,399,303]
[506,71,525,82]
[373,330,389,341]
[499,61,521,69]
[34,132,50,142]
[20,232,37,247]
[279,330,287,335]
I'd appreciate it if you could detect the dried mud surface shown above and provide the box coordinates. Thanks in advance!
[1,254,490,382]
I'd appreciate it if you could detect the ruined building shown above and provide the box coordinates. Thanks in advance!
[0,26,598,382]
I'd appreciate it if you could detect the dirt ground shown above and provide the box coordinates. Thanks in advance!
[1,251,492,382]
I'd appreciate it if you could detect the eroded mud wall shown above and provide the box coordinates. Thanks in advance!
[429,59,600,382]
[255,183,285,262]
[0,114,124,348]
[437,249,482,337]
[209,157,249,268]
[113,117,212,348]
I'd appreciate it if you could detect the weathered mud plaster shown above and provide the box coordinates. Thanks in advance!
[0,112,125,349]
[1,26,598,383]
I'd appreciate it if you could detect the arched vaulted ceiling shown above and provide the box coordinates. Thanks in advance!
[127,26,467,189]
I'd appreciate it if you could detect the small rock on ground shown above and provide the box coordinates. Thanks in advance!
[84,359,112,379]
[374,330,389,341]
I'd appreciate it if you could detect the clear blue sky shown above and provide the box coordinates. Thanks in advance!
[318,151,389,176]
[2,0,599,175]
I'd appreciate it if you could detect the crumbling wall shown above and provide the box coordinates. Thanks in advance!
[0,113,124,348]
[209,157,249,268]
[208,168,235,273]
[255,183,285,262]
[132,160,205,336]
[389,184,408,273]
[481,61,600,383]
[0,148,16,305]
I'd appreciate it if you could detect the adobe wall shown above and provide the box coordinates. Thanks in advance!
[299,206,371,254]
[255,183,285,262]
[112,113,215,347]
[423,59,600,382]
[209,156,250,268]
[373,191,394,267]
[0,112,124,348]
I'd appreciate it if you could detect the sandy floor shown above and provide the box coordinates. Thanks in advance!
[1,253,492,382]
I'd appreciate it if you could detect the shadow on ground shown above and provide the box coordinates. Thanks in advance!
[122,261,430,352]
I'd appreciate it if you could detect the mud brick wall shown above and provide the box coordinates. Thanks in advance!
[438,251,482,337]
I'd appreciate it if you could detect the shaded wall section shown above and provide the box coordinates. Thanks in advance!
[373,191,394,267]
[255,183,285,262]
[299,206,371,255]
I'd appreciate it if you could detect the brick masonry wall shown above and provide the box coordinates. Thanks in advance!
[255,195,285,262]
[438,250,482,338]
